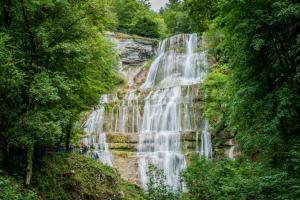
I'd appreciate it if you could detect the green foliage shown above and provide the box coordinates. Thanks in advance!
[185,0,218,32]
[146,165,180,200]
[0,0,121,185]
[202,63,230,135]
[0,173,38,200]
[185,0,300,199]
[112,0,166,38]
[198,0,300,163]
[31,153,145,200]
[183,157,300,200]
[131,16,160,38]
[161,0,190,34]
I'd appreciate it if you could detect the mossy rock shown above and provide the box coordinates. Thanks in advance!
[114,33,158,45]
[32,153,145,200]
[109,143,137,151]
[106,133,139,144]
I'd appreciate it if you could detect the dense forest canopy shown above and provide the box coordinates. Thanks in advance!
[0,0,300,199]
[0,0,121,188]
[182,0,300,199]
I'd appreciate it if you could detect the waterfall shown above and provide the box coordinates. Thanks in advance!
[228,139,235,160]
[83,95,113,166]
[228,146,235,160]
[200,120,213,159]
[138,33,211,190]
[140,33,208,90]
[82,33,212,190]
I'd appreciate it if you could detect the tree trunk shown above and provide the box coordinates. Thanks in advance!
[66,122,72,152]
[25,145,34,187]
[3,144,10,171]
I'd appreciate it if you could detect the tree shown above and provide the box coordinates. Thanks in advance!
[184,0,300,198]
[0,0,120,186]
[161,0,190,34]
[183,157,300,200]
[112,0,166,37]
[185,0,218,32]
[146,165,180,200]
[131,16,160,38]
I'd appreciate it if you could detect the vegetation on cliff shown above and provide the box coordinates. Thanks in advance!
[0,0,299,199]
[0,0,123,194]
[181,0,300,199]
[111,0,167,38]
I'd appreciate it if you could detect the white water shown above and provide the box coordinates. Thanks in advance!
[82,33,213,190]
[228,139,235,160]
[83,95,113,166]
[138,33,211,190]
[228,146,235,160]
[106,91,141,134]
[200,120,213,159]
[141,34,208,90]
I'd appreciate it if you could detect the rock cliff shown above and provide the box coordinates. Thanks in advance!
[83,33,235,186]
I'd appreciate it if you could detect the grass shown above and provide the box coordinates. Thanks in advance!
[31,153,145,200]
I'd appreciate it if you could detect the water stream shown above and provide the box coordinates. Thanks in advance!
[138,34,211,190]
[83,95,113,166]
[83,33,213,190]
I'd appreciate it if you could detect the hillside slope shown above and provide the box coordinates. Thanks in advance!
[32,153,145,200]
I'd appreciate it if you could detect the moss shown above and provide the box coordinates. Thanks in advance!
[32,153,145,200]
[114,33,158,44]
[109,143,137,151]
[144,58,154,70]
[111,151,138,159]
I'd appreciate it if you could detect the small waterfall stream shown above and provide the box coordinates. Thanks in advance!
[83,95,113,166]
[200,120,213,158]
[83,33,213,190]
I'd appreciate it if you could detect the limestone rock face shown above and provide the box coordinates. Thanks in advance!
[109,33,158,88]
[83,33,234,187]
[213,130,237,159]
[119,43,153,65]
[106,131,201,185]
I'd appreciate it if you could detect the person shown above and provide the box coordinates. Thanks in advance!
[92,151,99,160]
[82,144,88,154]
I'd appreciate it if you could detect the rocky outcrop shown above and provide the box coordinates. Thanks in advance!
[213,130,237,159]
[107,32,158,88]
[98,83,204,184]
[83,33,235,186]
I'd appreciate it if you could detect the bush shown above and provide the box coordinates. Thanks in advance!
[0,174,38,200]
[146,165,180,200]
[182,157,300,200]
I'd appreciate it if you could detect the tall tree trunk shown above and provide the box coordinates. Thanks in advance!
[2,0,10,26]
[25,145,34,187]
[3,144,10,171]
[66,122,72,152]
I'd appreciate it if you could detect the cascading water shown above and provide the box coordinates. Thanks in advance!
[141,34,207,90]
[138,33,212,190]
[83,95,113,166]
[228,139,235,160]
[200,120,213,158]
[82,33,213,190]
[106,91,141,134]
